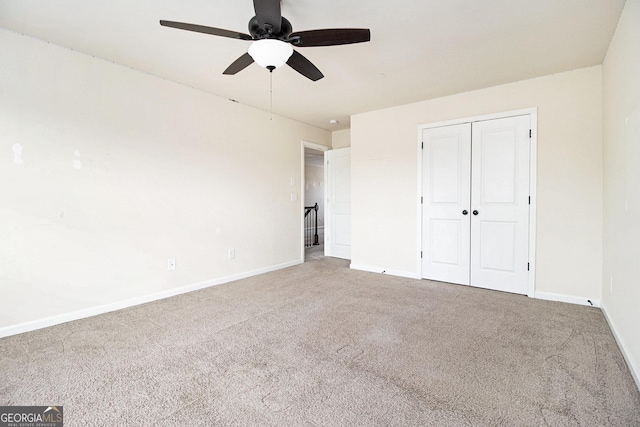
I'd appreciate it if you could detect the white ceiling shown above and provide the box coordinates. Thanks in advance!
[0,0,626,131]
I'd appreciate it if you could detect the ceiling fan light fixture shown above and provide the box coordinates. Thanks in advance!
[248,39,293,69]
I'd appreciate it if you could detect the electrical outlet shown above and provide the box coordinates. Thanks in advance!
[168,258,176,271]
[228,249,235,260]
[291,192,298,201]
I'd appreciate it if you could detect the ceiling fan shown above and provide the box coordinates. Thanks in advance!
[160,0,370,81]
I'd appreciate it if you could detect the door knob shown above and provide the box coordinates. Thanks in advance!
[462,210,468,215]
[473,210,479,215]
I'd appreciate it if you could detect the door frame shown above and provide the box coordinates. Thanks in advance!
[417,108,538,297]
[301,140,329,261]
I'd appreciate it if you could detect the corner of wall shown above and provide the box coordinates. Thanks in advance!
[331,128,351,149]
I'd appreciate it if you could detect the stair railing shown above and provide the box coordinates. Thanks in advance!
[304,203,319,247]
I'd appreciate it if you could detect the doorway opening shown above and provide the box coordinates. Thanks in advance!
[302,141,328,261]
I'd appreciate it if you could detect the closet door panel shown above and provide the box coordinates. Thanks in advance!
[470,116,530,294]
[421,123,471,285]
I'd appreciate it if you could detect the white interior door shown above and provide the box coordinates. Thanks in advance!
[470,115,530,294]
[421,114,531,294]
[421,124,471,285]
[325,148,351,259]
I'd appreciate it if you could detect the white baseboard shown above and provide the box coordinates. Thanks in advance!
[0,259,303,339]
[601,302,640,392]
[534,291,601,308]
[349,264,420,279]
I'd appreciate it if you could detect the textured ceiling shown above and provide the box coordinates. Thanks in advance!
[0,0,626,130]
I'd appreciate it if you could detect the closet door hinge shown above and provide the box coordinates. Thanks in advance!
[421,196,423,204]
[421,141,424,149]
[529,129,532,138]
[421,251,423,259]
[528,263,530,271]
[529,196,531,205]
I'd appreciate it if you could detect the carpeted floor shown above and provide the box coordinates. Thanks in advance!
[1,256,639,426]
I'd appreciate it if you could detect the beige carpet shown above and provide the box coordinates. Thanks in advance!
[1,256,639,426]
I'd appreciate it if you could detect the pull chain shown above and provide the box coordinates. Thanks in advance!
[267,65,275,121]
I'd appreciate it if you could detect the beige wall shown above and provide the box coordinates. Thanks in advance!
[602,0,640,387]
[332,129,351,149]
[351,66,603,301]
[0,30,330,331]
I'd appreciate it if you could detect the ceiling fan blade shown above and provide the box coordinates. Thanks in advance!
[223,53,255,75]
[290,29,371,47]
[286,50,324,81]
[253,0,282,33]
[160,20,253,41]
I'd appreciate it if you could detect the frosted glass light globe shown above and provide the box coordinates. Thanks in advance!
[248,39,293,69]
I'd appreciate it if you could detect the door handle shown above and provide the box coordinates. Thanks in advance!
[473,210,479,215]
[462,210,468,215]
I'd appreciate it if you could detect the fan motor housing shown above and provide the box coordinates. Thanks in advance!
[249,16,293,39]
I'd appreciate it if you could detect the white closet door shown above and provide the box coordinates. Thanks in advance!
[325,148,351,260]
[470,115,530,294]
[421,123,471,285]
